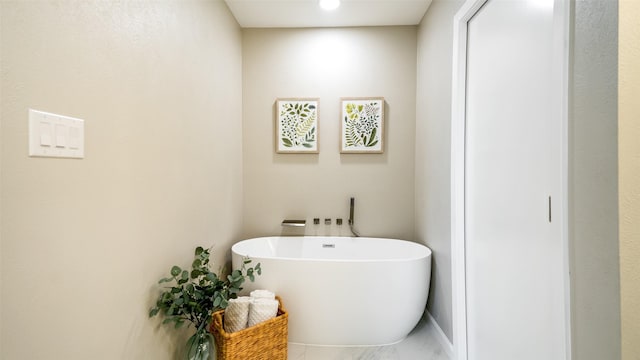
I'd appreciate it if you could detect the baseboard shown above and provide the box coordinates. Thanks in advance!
[426,311,454,359]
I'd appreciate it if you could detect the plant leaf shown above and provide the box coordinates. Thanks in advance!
[171,266,181,277]
[192,259,202,269]
[295,111,316,138]
[149,308,159,318]
[345,118,362,147]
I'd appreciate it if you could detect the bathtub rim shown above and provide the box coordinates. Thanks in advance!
[231,235,432,263]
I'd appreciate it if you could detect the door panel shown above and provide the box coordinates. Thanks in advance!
[464,1,565,359]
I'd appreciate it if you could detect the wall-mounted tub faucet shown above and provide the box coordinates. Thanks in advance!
[282,219,306,227]
[348,197,361,237]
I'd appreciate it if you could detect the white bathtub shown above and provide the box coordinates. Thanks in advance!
[231,236,432,346]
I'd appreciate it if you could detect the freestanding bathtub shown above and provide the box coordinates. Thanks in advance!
[231,236,431,346]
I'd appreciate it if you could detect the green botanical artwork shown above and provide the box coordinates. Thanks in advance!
[276,99,319,153]
[341,98,384,153]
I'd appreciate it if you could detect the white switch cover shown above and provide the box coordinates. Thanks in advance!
[39,122,52,146]
[29,109,84,158]
[68,126,80,149]
[55,124,67,148]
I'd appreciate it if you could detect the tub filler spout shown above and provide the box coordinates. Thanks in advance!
[281,219,306,227]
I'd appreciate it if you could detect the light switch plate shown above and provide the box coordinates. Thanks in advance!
[29,109,84,159]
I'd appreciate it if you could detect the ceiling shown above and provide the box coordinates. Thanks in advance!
[224,0,433,28]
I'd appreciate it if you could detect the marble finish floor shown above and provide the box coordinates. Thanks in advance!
[286,317,451,360]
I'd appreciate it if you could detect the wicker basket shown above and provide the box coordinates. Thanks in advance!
[209,296,288,360]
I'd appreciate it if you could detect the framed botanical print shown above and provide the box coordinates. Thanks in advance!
[275,98,319,153]
[340,97,384,153]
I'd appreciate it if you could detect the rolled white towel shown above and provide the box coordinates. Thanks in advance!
[247,298,279,327]
[249,289,275,300]
[224,296,251,333]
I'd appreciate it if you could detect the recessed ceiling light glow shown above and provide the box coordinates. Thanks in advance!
[319,0,340,11]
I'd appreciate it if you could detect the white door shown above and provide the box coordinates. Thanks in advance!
[463,0,567,359]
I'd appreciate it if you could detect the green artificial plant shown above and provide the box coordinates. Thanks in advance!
[149,246,261,334]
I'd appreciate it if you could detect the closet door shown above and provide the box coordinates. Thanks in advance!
[464,1,566,359]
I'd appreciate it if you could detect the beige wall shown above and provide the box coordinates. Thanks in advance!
[0,1,243,359]
[0,1,630,358]
[415,0,464,343]
[242,27,417,240]
[619,1,640,358]
[570,1,621,359]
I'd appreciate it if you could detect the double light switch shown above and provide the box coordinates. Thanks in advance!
[29,109,84,159]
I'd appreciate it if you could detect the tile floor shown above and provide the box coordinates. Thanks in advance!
[286,316,451,360]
